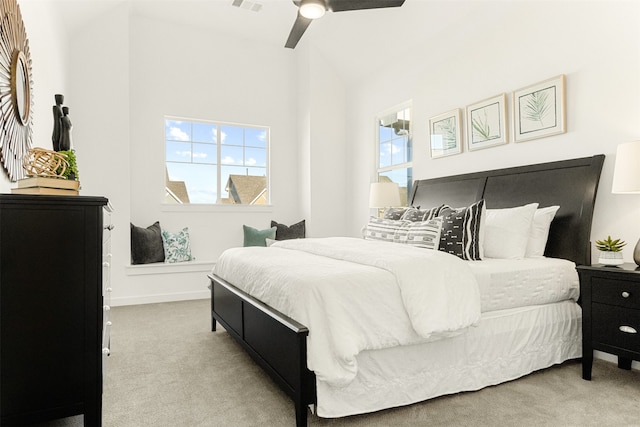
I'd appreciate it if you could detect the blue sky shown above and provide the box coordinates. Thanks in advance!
[165,119,268,203]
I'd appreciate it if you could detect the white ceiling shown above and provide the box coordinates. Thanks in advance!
[41,0,490,82]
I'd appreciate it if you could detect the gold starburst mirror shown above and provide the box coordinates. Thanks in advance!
[0,0,33,181]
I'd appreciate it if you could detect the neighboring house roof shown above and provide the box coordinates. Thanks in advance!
[225,175,267,205]
[165,169,190,204]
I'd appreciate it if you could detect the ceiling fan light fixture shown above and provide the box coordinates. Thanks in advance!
[299,0,325,19]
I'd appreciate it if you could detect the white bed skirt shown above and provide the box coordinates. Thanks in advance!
[316,300,581,418]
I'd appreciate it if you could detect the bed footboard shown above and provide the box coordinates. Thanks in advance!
[209,274,316,427]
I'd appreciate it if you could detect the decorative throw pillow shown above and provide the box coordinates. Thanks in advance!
[363,217,405,243]
[401,205,448,222]
[270,220,305,240]
[161,227,193,263]
[438,199,485,261]
[383,207,409,220]
[130,221,165,264]
[484,202,539,259]
[525,206,560,257]
[243,225,276,247]
[395,217,443,250]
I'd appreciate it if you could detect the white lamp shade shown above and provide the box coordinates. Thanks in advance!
[612,141,640,194]
[369,182,401,208]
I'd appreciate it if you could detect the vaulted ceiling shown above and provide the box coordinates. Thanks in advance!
[46,0,492,83]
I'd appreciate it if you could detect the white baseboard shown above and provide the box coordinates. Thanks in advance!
[111,289,209,306]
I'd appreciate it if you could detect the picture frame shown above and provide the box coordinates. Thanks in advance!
[429,108,462,158]
[513,75,566,143]
[466,93,508,151]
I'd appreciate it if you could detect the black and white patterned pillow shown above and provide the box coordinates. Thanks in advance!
[363,217,407,243]
[383,207,409,220]
[401,205,446,222]
[395,217,443,250]
[438,199,485,260]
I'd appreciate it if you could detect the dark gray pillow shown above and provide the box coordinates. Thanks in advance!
[131,221,165,264]
[271,220,305,240]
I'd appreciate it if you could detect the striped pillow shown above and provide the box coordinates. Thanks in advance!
[438,199,485,260]
[363,217,443,250]
[400,204,447,222]
[396,217,443,249]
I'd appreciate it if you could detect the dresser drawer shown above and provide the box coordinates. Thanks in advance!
[592,277,640,309]
[592,303,640,354]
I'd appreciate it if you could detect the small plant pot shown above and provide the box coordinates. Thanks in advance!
[598,251,624,266]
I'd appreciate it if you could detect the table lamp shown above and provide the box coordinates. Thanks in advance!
[611,140,640,264]
[369,182,401,217]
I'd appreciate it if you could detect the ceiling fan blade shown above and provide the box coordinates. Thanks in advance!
[285,12,313,49]
[327,0,405,12]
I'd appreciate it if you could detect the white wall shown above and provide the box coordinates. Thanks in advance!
[347,1,640,267]
[1,1,69,193]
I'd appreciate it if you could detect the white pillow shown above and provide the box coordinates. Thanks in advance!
[483,203,539,259]
[525,206,560,257]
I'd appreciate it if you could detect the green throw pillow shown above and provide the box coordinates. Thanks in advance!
[243,225,276,247]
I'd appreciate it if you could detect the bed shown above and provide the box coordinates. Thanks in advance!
[209,155,605,426]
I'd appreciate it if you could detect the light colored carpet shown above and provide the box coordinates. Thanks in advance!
[33,299,640,426]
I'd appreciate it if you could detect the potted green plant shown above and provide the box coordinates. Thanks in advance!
[595,236,626,266]
[56,149,79,181]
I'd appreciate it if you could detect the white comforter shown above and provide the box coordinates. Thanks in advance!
[213,237,480,386]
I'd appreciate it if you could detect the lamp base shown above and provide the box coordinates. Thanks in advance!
[634,237,640,265]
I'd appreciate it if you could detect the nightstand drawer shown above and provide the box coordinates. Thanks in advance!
[592,277,640,309]
[592,303,640,354]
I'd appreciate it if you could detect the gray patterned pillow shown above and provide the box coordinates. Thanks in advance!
[383,207,408,220]
[363,217,443,250]
[161,227,193,263]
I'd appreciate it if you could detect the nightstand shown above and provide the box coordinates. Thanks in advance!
[577,263,640,380]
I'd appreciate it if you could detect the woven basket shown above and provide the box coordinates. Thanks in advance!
[23,147,69,178]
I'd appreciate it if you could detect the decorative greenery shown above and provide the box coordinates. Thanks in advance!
[472,111,491,142]
[595,236,626,252]
[523,89,551,126]
[56,149,79,180]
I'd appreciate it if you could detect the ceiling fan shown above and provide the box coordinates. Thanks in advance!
[285,0,406,49]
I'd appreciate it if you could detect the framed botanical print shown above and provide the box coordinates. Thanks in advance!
[466,93,508,151]
[429,108,462,158]
[513,75,566,143]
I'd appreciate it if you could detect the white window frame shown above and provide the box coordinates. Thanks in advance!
[163,116,271,211]
[375,101,413,205]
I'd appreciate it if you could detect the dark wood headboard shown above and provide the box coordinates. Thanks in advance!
[409,155,605,265]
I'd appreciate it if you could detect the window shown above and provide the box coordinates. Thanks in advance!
[164,117,269,205]
[376,104,412,206]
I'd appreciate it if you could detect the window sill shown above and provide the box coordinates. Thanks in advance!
[126,260,215,276]
[160,203,274,213]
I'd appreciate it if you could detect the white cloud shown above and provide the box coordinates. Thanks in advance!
[169,126,189,141]
[221,156,235,164]
[175,150,191,157]
[246,157,257,166]
[193,152,208,159]
[220,131,227,144]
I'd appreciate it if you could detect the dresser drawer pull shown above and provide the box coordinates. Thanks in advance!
[102,348,110,355]
[621,291,630,298]
[619,325,637,334]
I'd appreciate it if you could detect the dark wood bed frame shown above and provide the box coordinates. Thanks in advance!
[209,154,605,427]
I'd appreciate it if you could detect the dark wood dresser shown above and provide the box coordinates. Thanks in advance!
[0,194,108,426]
[577,263,640,380]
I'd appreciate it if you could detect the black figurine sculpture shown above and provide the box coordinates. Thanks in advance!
[59,106,72,151]
[51,94,63,151]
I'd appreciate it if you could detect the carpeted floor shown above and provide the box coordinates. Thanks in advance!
[34,299,640,426]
